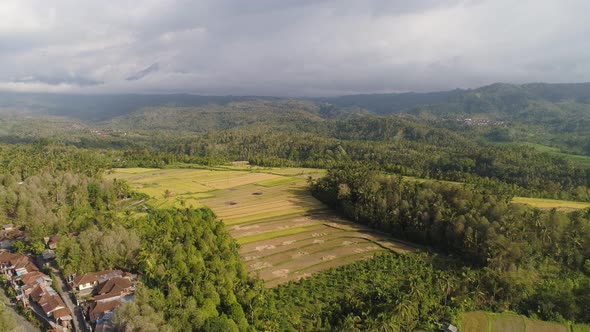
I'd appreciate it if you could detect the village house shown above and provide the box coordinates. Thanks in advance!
[0,227,26,251]
[69,270,126,294]
[13,256,38,277]
[96,277,132,295]
[32,284,72,327]
[0,251,72,329]
[47,235,59,250]
[18,271,52,298]
[89,300,122,324]
[69,270,136,295]
[0,252,38,279]
[92,277,134,303]
[69,269,136,331]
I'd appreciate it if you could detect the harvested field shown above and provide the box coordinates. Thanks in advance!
[229,218,322,238]
[255,177,303,187]
[258,238,378,266]
[461,311,489,332]
[239,228,349,255]
[237,226,318,245]
[108,166,417,286]
[460,311,577,332]
[511,197,590,210]
[242,238,386,284]
[526,320,567,332]
[490,313,525,332]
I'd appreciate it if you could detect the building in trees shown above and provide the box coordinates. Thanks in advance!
[0,252,72,329]
[68,269,136,330]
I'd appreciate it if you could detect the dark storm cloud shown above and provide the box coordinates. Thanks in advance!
[0,0,589,95]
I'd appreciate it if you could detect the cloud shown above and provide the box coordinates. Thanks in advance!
[0,0,589,96]
[126,63,160,81]
[14,74,102,86]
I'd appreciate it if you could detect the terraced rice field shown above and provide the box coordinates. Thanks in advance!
[107,166,416,287]
[460,311,578,332]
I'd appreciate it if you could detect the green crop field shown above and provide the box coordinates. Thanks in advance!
[236,226,316,245]
[460,311,576,332]
[107,166,416,286]
[255,176,303,187]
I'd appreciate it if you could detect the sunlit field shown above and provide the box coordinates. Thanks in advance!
[108,166,416,286]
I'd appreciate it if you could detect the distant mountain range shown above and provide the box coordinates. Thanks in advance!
[2,82,590,121]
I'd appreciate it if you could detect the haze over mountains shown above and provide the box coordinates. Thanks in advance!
[2,82,590,121]
[2,81,590,158]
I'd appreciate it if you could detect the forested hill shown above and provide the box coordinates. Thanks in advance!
[102,99,365,133]
[3,81,590,155]
[320,82,590,155]
[2,82,590,121]
[0,92,271,121]
[320,82,590,115]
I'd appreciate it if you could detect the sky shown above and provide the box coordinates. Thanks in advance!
[1,0,589,96]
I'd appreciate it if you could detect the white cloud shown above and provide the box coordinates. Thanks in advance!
[0,1,53,32]
[0,0,589,96]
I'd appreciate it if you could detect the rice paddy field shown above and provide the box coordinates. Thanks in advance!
[511,197,590,210]
[107,166,590,329]
[460,311,590,332]
[107,166,416,287]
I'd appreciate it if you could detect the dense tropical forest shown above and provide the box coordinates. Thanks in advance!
[310,165,590,323]
[1,82,590,331]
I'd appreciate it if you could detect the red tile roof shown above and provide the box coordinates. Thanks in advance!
[13,256,28,269]
[0,252,20,265]
[0,252,38,274]
[52,307,72,321]
[0,230,25,241]
[71,270,123,288]
[14,255,34,269]
[30,285,46,302]
[89,300,122,322]
[20,271,50,287]
[96,277,132,295]
[39,294,65,315]
[92,291,122,302]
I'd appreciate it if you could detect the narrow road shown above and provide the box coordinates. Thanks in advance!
[48,263,87,332]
